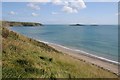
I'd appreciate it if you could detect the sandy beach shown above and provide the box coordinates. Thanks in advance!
[47,43,119,75]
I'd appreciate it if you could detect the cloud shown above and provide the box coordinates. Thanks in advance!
[32,12,38,16]
[52,0,62,5]
[27,3,40,10]
[74,0,86,9]
[26,0,86,13]
[52,0,86,13]
[9,11,16,15]
[62,6,77,13]
[52,12,58,14]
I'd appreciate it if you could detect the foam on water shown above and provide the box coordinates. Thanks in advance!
[35,39,119,65]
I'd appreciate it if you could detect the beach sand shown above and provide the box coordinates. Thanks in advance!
[47,43,119,75]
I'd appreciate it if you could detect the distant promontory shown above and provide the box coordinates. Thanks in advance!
[2,21,43,27]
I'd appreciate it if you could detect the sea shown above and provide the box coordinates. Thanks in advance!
[10,25,119,64]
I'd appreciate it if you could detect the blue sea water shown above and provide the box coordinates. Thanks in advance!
[10,25,118,62]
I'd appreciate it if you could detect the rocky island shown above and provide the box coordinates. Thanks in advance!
[70,24,86,26]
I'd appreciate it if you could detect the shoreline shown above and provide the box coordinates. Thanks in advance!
[35,39,119,75]
[8,28,119,75]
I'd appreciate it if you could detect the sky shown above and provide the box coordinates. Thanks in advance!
[1,1,118,25]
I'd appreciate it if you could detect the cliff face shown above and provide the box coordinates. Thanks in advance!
[2,21,42,27]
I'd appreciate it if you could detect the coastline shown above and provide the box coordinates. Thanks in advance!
[8,27,119,75]
[35,39,119,75]
[3,27,118,78]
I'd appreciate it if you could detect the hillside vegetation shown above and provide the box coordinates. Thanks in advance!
[0,21,2,79]
[2,27,117,78]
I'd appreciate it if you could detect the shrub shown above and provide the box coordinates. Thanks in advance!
[39,56,53,62]
[16,59,28,66]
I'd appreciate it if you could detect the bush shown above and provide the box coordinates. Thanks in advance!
[39,56,53,62]
[16,59,28,66]
[2,28,9,38]
[25,67,45,75]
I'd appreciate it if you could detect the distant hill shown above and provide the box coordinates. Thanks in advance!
[70,24,86,26]
[2,21,42,27]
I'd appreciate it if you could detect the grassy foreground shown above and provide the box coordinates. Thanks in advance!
[2,27,117,78]
[0,21,2,79]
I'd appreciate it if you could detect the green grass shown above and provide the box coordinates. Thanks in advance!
[2,27,117,78]
[0,21,2,79]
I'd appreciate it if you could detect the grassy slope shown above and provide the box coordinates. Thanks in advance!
[2,27,117,78]
[0,21,2,79]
